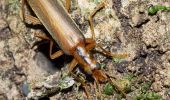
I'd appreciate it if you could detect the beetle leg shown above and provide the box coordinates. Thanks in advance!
[20,0,25,21]
[85,38,128,58]
[65,0,71,12]
[67,58,93,99]
[31,31,51,49]
[33,31,64,59]
[34,31,50,40]
[25,15,42,25]
[85,38,96,51]
[85,38,128,95]
[85,38,108,81]
[107,75,127,98]
[85,39,106,99]
[92,73,102,99]
[85,38,128,98]
[88,2,105,39]
[68,58,78,73]
[82,83,92,100]
[20,0,41,25]
[70,72,92,100]
[87,2,129,58]
[67,59,92,100]
[49,41,64,59]
[96,44,129,58]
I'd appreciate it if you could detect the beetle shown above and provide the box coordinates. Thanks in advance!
[21,0,128,99]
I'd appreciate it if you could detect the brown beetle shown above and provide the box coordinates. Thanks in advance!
[21,0,128,99]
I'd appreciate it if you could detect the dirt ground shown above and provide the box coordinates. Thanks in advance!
[0,0,170,100]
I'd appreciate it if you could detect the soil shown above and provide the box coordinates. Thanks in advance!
[0,0,170,100]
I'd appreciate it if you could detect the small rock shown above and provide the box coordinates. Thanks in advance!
[13,74,26,84]
[0,0,7,11]
[7,15,26,34]
[151,81,162,92]
[0,18,8,30]
[0,94,7,100]
[163,77,170,88]
[131,14,140,26]
[131,14,149,27]
[6,84,23,100]
[0,18,11,39]
[21,81,30,96]
[121,0,129,8]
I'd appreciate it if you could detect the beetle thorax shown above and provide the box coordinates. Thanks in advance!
[73,46,98,74]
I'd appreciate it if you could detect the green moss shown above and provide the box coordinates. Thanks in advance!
[141,81,152,94]
[148,5,170,15]
[7,0,20,14]
[133,92,163,100]
[124,73,135,82]
[103,83,114,95]
[90,0,102,4]
[133,80,163,100]
[100,63,106,69]
[112,58,124,63]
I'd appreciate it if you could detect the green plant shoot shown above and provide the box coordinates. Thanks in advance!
[148,5,170,15]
